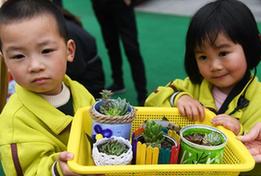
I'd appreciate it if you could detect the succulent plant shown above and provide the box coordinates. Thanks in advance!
[185,132,223,146]
[205,132,223,146]
[98,90,130,116]
[97,139,129,156]
[142,120,165,147]
[100,89,113,100]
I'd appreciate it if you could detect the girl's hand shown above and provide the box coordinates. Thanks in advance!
[211,114,241,135]
[239,122,261,163]
[176,95,205,121]
[59,152,80,176]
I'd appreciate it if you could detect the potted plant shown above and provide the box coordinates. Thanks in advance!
[92,136,133,165]
[179,124,227,164]
[132,119,180,164]
[90,90,135,140]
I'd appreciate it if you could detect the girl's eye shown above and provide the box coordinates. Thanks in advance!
[11,54,25,59]
[197,55,207,61]
[42,48,54,54]
[219,51,228,57]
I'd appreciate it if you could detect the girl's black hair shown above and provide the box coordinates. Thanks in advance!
[0,0,68,48]
[185,0,261,83]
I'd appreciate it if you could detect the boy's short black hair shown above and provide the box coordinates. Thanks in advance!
[185,0,261,83]
[0,0,68,49]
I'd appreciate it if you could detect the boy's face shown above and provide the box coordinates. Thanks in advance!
[194,33,247,93]
[0,15,75,95]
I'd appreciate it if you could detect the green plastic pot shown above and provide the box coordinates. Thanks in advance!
[179,125,227,164]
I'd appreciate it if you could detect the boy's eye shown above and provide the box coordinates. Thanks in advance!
[42,48,54,54]
[11,54,24,59]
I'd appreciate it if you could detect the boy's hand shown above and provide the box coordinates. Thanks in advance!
[59,152,80,176]
[239,122,261,163]
[211,114,241,135]
[59,152,104,176]
[176,95,205,122]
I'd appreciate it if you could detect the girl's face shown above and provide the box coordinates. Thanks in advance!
[0,15,75,95]
[195,33,247,93]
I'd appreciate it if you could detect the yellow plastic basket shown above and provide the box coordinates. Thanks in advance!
[68,107,255,176]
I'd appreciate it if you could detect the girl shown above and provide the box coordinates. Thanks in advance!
[145,0,261,136]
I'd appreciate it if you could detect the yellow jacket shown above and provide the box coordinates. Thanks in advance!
[0,76,95,175]
[145,77,261,134]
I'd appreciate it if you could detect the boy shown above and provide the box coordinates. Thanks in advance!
[0,0,95,175]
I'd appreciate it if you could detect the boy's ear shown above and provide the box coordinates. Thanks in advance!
[66,39,76,62]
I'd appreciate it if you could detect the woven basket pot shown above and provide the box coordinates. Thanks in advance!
[92,136,133,166]
[90,100,136,140]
